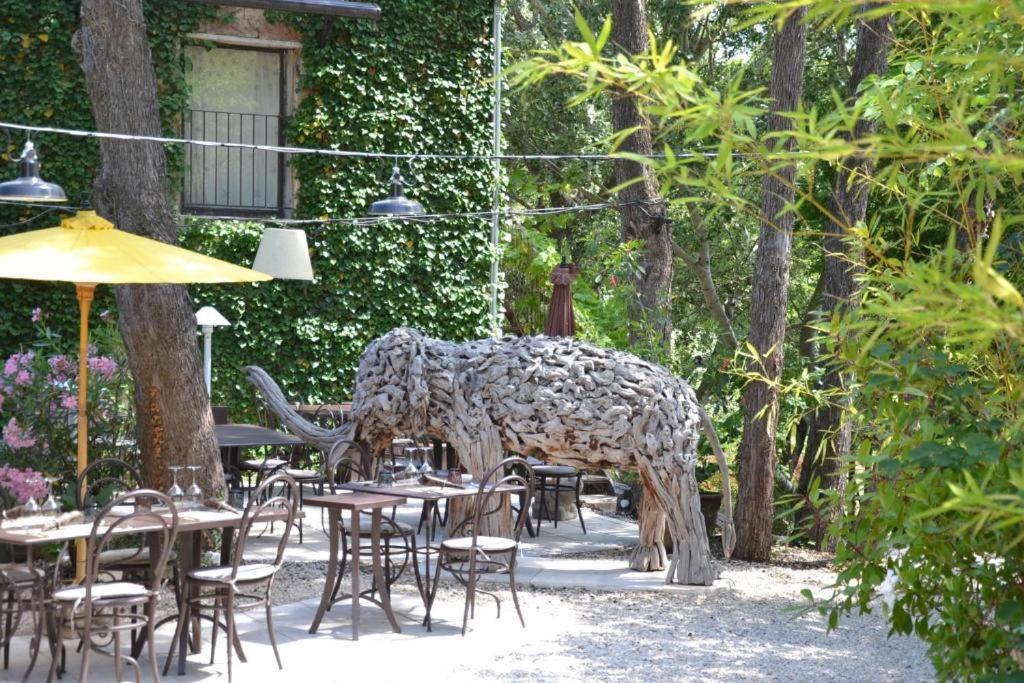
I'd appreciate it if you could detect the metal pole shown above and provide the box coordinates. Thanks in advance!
[202,325,214,396]
[489,0,503,336]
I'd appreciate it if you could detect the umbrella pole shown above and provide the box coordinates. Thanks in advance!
[75,283,96,581]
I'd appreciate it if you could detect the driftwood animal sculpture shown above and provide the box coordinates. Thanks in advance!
[246,327,734,585]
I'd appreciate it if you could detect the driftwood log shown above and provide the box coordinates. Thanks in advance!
[246,328,734,585]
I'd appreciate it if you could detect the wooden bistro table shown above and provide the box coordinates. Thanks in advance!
[0,505,291,676]
[305,492,408,640]
[215,423,304,472]
[336,478,526,630]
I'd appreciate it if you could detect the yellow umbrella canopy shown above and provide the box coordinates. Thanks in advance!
[0,209,271,478]
[0,210,269,284]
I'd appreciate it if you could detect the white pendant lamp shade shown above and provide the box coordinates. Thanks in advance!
[253,228,314,280]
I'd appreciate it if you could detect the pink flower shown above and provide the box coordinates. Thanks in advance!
[4,351,34,376]
[0,465,49,505]
[30,308,43,323]
[60,393,77,410]
[13,370,31,386]
[48,355,75,383]
[2,418,36,450]
[87,356,118,381]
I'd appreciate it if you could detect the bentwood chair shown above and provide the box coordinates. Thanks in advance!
[324,443,420,606]
[76,459,181,625]
[164,473,298,682]
[0,556,46,681]
[431,456,534,635]
[46,490,178,683]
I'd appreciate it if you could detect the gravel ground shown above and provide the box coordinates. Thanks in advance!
[8,542,934,681]
[263,549,934,682]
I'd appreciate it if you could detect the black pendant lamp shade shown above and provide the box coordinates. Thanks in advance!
[0,141,67,203]
[367,166,424,217]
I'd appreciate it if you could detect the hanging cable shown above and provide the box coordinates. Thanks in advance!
[0,120,731,163]
[0,197,659,232]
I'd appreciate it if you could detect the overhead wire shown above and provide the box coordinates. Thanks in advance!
[0,120,730,163]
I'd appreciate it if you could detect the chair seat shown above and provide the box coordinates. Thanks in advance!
[441,535,517,554]
[241,458,287,470]
[98,546,178,567]
[0,563,44,585]
[53,582,149,602]
[188,563,277,584]
[286,468,322,481]
[341,519,414,537]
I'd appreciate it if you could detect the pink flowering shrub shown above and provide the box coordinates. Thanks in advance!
[0,464,49,508]
[0,308,135,492]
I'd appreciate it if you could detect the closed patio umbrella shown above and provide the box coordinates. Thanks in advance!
[544,259,579,337]
[0,209,271,478]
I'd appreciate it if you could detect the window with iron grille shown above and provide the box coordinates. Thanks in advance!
[183,45,285,216]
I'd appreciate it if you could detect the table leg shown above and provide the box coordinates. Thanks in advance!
[221,528,235,566]
[309,511,339,634]
[176,531,198,676]
[421,500,435,631]
[371,508,401,633]
[350,508,361,641]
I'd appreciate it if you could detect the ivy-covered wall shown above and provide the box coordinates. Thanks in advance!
[0,0,495,415]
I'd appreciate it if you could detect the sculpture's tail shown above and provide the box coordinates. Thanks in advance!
[697,404,736,560]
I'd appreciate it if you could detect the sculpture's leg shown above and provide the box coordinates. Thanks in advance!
[629,474,668,572]
[659,459,717,586]
[446,433,511,538]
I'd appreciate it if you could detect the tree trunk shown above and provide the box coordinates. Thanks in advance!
[733,8,809,562]
[796,14,891,548]
[611,0,673,351]
[75,0,224,496]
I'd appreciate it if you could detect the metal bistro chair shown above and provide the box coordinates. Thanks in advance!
[164,472,298,682]
[46,490,178,683]
[431,456,534,635]
[530,459,587,535]
[0,554,46,682]
[323,442,422,609]
[77,458,181,607]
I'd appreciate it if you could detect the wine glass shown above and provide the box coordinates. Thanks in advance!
[403,447,418,480]
[167,466,184,507]
[418,446,434,476]
[23,496,40,517]
[185,465,203,510]
[40,477,60,517]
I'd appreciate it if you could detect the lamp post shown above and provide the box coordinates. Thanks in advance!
[195,306,230,396]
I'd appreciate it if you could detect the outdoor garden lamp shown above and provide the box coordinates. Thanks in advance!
[367,166,425,217]
[0,140,68,203]
[195,305,230,396]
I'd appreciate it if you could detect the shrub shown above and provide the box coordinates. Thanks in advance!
[0,308,136,493]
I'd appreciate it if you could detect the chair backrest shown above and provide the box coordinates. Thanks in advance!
[233,473,298,575]
[212,406,230,425]
[326,438,375,484]
[467,456,534,544]
[84,489,178,595]
[76,458,145,511]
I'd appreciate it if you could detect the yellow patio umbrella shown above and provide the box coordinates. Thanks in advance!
[0,209,272,480]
